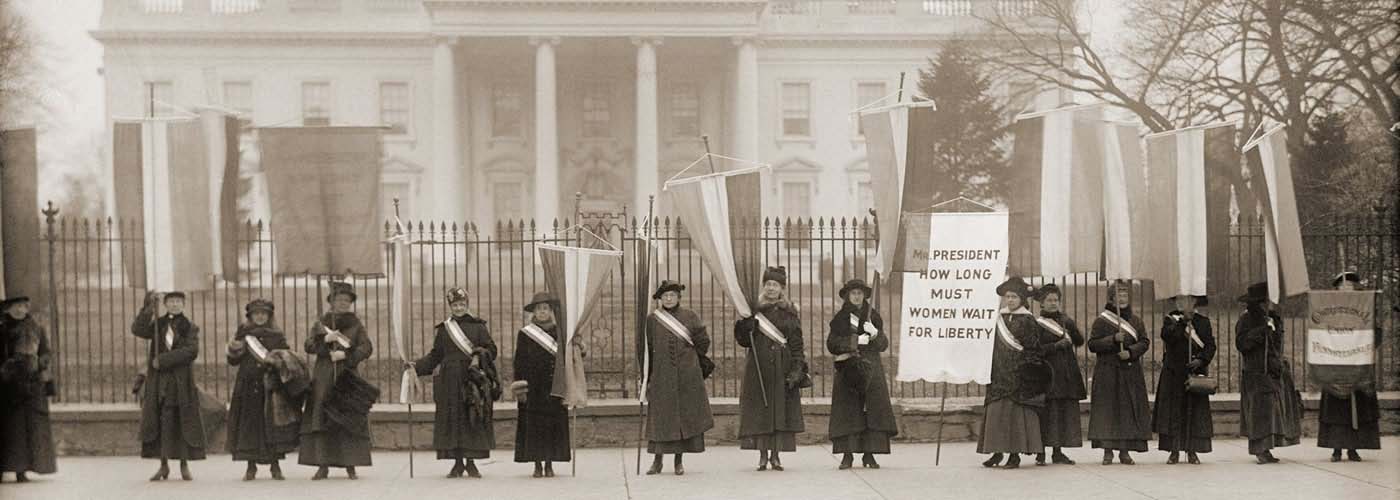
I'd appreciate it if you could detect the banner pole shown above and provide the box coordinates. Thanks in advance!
[935,383,947,466]
[571,408,577,477]
[395,199,415,478]
[636,197,655,476]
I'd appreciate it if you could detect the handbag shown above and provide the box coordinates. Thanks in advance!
[1185,374,1218,395]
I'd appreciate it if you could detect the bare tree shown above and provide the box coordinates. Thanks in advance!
[0,0,35,126]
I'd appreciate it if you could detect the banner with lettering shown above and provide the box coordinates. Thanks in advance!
[895,212,1009,384]
[1307,290,1378,395]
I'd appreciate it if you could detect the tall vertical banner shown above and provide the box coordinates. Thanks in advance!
[259,127,384,275]
[1,128,42,303]
[1306,290,1378,394]
[1100,121,1148,280]
[895,212,1009,384]
[1141,123,1241,300]
[860,100,936,278]
[1245,125,1310,302]
[539,240,622,409]
[1008,106,1106,277]
[389,218,416,404]
[663,163,766,316]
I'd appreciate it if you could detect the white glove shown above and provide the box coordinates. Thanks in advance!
[857,334,871,346]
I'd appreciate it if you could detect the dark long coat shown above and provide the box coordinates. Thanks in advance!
[985,310,1044,406]
[1235,307,1302,444]
[1086,305,1152,444]
[826,304,896,440]
[1151,311,1216,440]
[734,301,806,439]
[227,322,299,462]
[131,309,206,459]
[299,312,374,467]
[641,306,714,443]
[0,315,56,474]
[414,314,499,458]
[513,322,570,462]
[1036,311,1086,401]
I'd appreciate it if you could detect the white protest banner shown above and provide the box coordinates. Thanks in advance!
[895,212,1009,384]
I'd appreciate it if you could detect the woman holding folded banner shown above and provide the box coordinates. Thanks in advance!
[1236,282,1303,464]
[226,299,301,480]
[300,282,375,480]
[735,266,807,472]
[1316,272,1381,462]
[827,278,896,470]
[513,292,571,478]
[640,280,714,476]
[1031,284,1085,465]
[1087,280,1152,465]
[412,288,500,478]
[1151,294,1215,465]
[978,277,1049,470]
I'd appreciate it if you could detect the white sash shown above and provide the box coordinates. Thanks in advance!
[1036,317,1067,338]
[164,324,175,349]
[244,335,270,363]
[321,324,352,349]
[1098,310,1139,340]
[652,309,694,346]
[996,313,1025,352]
[1185,318,1205,350]
[521,323,559,354]
[444,318,477,356]
[754,312,788,346]
[849,314,879,337]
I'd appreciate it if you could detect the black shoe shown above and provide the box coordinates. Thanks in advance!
[543,462,555,477]
[1347,450,1362,462]
[982,453,1003,468]
[1102,450,1114,465]
[674,464,685,476]
[150,464,170,482]
[465,460,481,478]
[1186,452,1200,465]
[1256,453,1276,464]
[312,466,329,480]
[770,458,784,472]
[862,454,879,469]
[179,461,192,481]
[839,454,854,470]
[1002,455,1020,469]
[1330,450,1343,462]
[448,462,465,478]
[1051,453,1075,465]
[244,463,258,481]
[270,462,285,481]
[646,458,663,475]
[15,472,28,483]
[345,467,358,480]
[532,462,543,478]
[1035,453,1047,466]
[1118,452,1135,465]
[1167,452,1179,465]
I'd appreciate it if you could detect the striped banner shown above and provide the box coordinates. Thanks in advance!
[1,128,41,302]
[663,165,765,316]
[860,101,936,277]
[538,241,623,409]
[1101,121,1147,280]
[1008,106,1106,277]
[1141,123,1241,300]
[388,219,417,403]
[1245,125,1310,302]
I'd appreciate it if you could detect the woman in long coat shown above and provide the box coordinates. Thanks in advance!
[1151,294,1215,464]
[734,266,806,472]
[300,282,375,480]
[1236,282,1302,464]
[1031,284,1085,465]
[413,287,500,478]
[640,280,714,475]
[978,276,1047,470]
[1317,272,1382,462]
[226,299,299,480]
[131,291,205,481]
[513,292,571,478]
[0,296,56,482]
[1087,280,1151,465]
[827,278,896,470]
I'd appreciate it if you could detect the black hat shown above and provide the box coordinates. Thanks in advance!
[1332,271,1361,288]
[523,291,560,313]
[1237,282,1270,304]
[1034,283,1061,302]
[1104,279,1133,302]
[445,287,470,305]
[244,298,274,317]
[652,280,686,300]
[839,279,873,300]
[1192,295,1209,307]
[326,281,357,303]
[0,296,30,310]
[762,266,788,286]
[996,276,1033,301]
[163,291,187,302]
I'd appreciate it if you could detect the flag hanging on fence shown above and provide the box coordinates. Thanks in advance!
[258,127,384,276]
[1008,105,1107,278]
[1245,125,1310,302]
[1,128,42,303]
[1141,122,1242,300]
[1101,120,1148,280]
[1306,290,1379,396]
[539,233,622,409]
[112,110,241,291]
[663,159,766,316]
[860,99,936,278]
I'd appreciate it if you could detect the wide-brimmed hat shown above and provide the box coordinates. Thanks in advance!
[1179,294,1209,307]
[996,276,1033,301]
[326,281,357,303]
[1034,283,1061,302]
[0,296,30,310]
[445,287,470,305]
[1237,282,1270,304]
[1104,279,1133,302]
[839,279,873,300]
[762,266,788,286]
[163,291,187,302]
[1332,271,1361,288]
[244,298,275,317]
[652,280,686,300]
[523,292,560,313]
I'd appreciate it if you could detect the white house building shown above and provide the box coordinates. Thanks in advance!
[94,0,1062,227]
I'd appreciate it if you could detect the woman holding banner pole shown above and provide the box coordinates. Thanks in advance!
[300,282,375,480]
[978,277,1048,470]
[827,278,896,470]
[226,299,299,480]
[1152,294,1215,464]
[1086,280,1152,465]
[1031,284,1085,465]
[1316,271,1381,462]
[411,288,500,478]
[640,280,714,476]
[1236,282,1303,464]
[735,266,808,472]
[513,292,571,478]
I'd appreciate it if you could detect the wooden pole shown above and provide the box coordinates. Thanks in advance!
[636,196,655,475]
[935,383,948,466]
[394,198,414,479]
[703,134,766,406]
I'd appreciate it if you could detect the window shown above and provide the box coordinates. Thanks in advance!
[781,180,813,243]
[781,82,811,137]
[301,81,331,126]
[923,0,972,16]
[492,181,525,223]
[143,81,174,117]
[491,82,523,138]
[581,82,613,139]
[222,81,253,126]
[854,81,886,136]
[856,181,874,213]
[669,83,700,139]
[379,82,410,135]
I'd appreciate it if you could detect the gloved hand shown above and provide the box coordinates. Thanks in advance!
[1117,350,1130,361]
[1186,359,1203,370]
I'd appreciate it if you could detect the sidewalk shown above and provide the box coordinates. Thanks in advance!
[6,438,1397,499]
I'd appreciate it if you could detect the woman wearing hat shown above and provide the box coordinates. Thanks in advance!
[130,291,206,480]
[1151,294,1216,464]
[513,292,571,477]
[827,278,896,470]
[639,280,714,475]
[0,296,56,482]
[1316,272,1381,462]
[299,282,375,479]
[412,287,500,478]
[1235,281,1302,464]
[734,266,807,471]
[226,299,297,480]
[978,276,1047,469]
[1086,280,1151,465]
[1030,283,1085,465]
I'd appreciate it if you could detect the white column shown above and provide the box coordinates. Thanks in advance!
[531,37,561,223]
[731,37,758,161]
[633,37,660,217]
[432,37,462,220]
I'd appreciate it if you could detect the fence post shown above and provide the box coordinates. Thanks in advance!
[41,200,60,400]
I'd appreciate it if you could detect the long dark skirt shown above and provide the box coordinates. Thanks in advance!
[1317,423,1381,451]
[514,408,571,462]
[298,429,372,468]
[1092,438,1148,452]
[1158,434,1212,453]
[143,403,206,460]
[648,434,705,454]
[977,399,1042,454]
[832,431,892,454]
[438,448,490,460]
[1040,399,1082,448]
[740,432,797,452]
[1249,435,1300,455]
